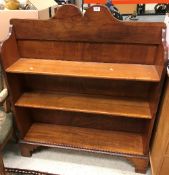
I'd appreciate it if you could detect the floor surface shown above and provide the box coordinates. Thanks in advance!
[3,142,151,175]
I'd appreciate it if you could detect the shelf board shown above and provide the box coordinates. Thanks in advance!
[6,58,160,82]
[15,92,151,119]
[23,123,144,155]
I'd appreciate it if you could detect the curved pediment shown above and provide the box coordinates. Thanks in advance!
[9,4,165,45]
[53,4,119,23]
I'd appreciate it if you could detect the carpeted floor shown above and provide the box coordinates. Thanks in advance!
[2,141,151,175]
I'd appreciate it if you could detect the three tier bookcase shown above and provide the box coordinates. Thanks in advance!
[0,4,167,173]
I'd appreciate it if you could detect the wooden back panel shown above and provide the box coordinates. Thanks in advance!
[23,74,152,99]
[9,5,165,65]
[30,108,147,133]
[17,41,157,64]
[11,5,164,44]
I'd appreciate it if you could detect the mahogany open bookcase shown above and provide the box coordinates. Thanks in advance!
[0,4,167,174]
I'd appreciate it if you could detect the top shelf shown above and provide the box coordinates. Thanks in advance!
[6,58,160,82]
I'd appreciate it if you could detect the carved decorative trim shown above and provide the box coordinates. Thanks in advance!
[20,140,149,158]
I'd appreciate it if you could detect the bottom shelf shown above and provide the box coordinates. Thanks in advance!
[23,123,144,156]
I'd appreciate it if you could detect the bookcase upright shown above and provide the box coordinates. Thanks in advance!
[0,5,167,173]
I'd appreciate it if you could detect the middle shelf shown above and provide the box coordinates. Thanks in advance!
[15,92,151,119]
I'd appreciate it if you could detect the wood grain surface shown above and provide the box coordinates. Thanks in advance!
[0,4,167,173]
[24,123,144,155]
[15,92,151,119]
[6,58,160,82]
[10,5,165,44]
[30,109,147,133]
[17,40,157,65]
[23,74,152,98]
[150,79,169,175]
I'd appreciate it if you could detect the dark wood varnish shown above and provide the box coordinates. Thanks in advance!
[17,41,157,65]
[0,4,167,174]
[30,109,147,133]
